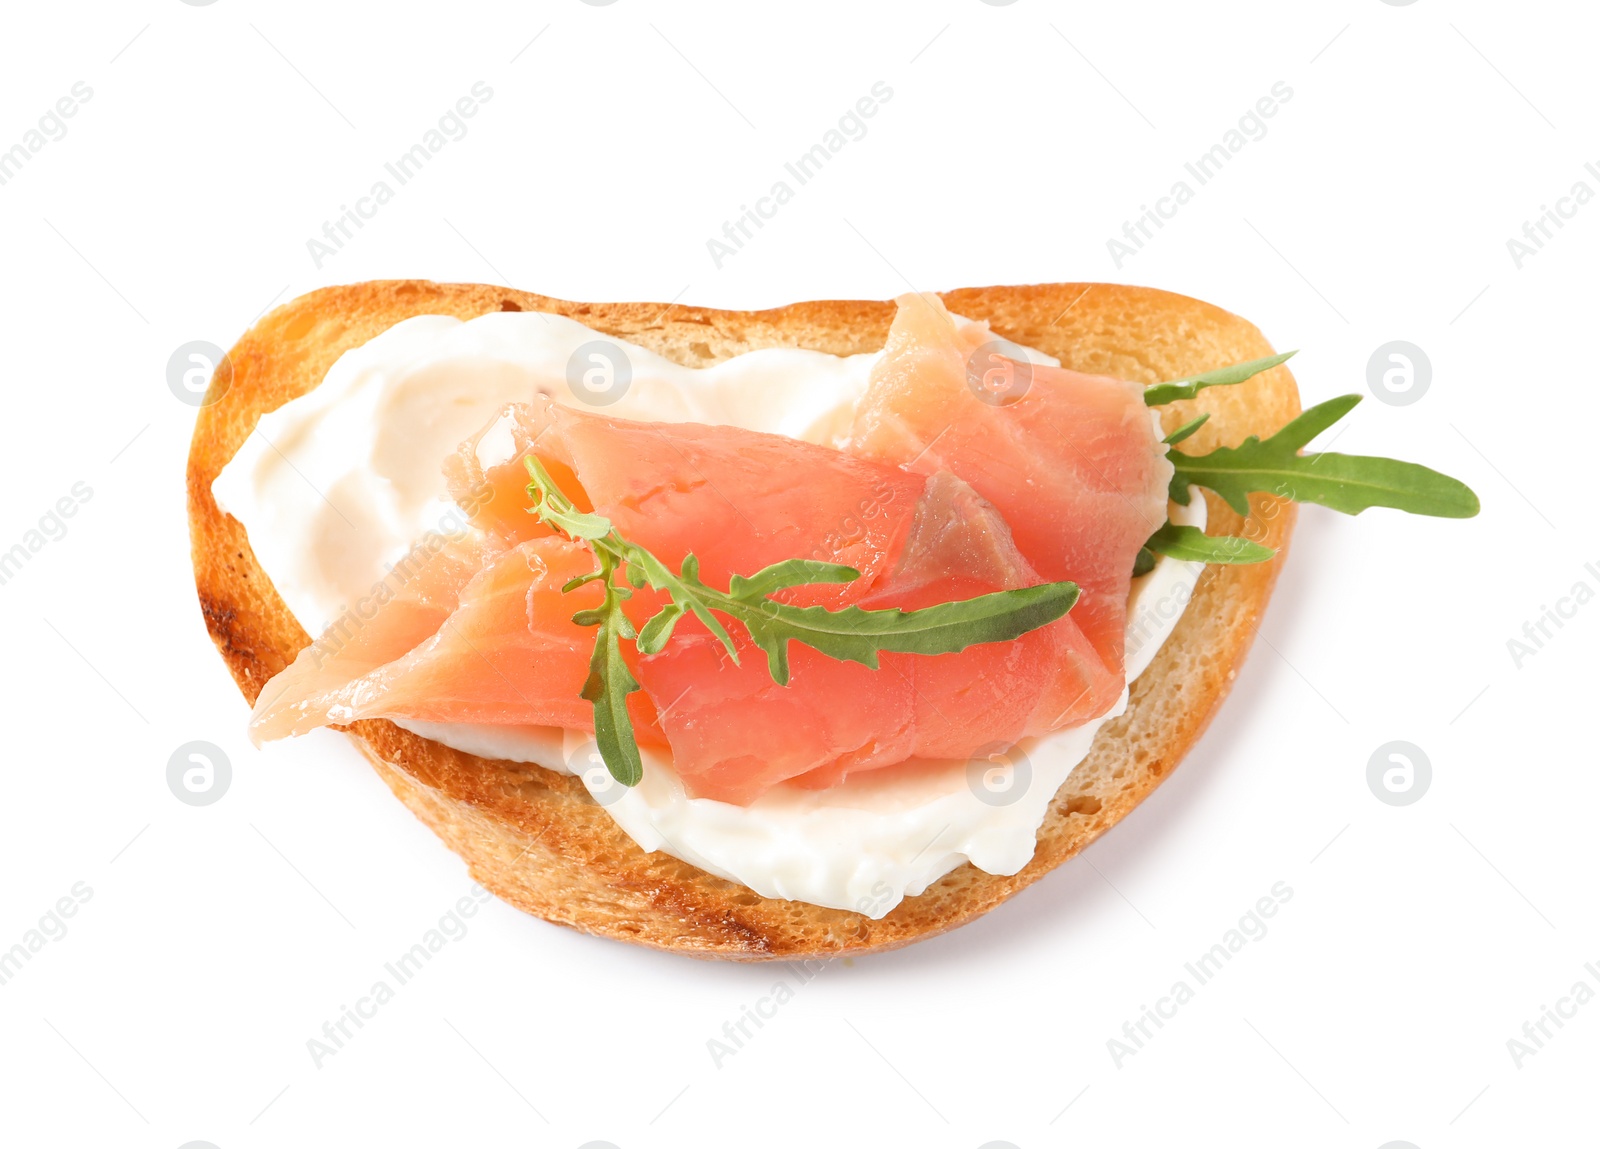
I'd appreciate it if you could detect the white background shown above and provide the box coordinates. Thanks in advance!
[0,1,1594,1146]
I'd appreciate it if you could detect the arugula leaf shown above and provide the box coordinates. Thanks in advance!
[723,581,1079,684]
[633,555,861,662]
[572,552,643,786]
[1144,351,1296,407]
[727,558,861,601]
[524,457,611,540]
[1131,547,1156,578]
[1163,413,1209,446]
[524,456,1082,786]
[634,601,685,656]
[1144,522,1274,565]
[1169,394,1481,518]
[624,550,739,661]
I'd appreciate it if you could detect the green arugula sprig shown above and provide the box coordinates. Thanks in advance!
[1167,395,1480,518]
[1133,354,1480,571]
[524,457,1081,786]
[1139,522,1276,568]
[1143,351,1297,407]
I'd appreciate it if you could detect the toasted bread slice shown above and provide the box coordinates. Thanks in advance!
[187,280,1298,960]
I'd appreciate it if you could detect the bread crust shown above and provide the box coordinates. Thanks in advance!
[186,280,1299,960]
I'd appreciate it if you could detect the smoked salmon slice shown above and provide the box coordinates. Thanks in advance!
[447,399,1065,803]
[250,294,1171,805]
[445,398,924,610]
[642,469,1066,801]
[249,531,665,744]
[844,294,1172,727]
[249,531,504,742]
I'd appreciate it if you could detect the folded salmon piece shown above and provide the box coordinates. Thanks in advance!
[249,531,504,743]
[785,469,1099,792]
[251,298,1166,805]
[447,398,1073,804]
[251,393,936,763]
[444,398,921,608]
[248,529,666,745]
[844,294,1173,728]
